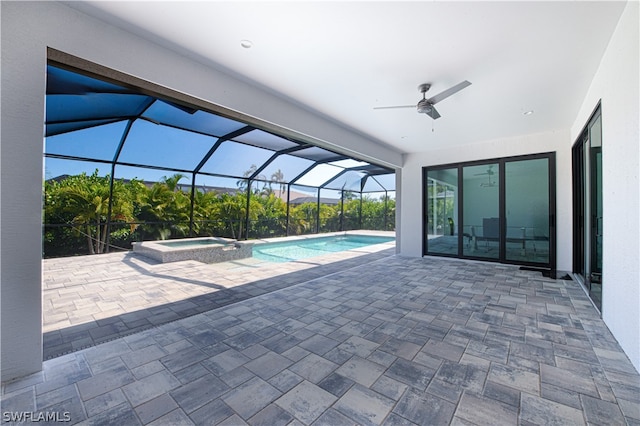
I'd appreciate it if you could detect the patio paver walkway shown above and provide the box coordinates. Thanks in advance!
[3,254,639,425]
[42,240,395,359]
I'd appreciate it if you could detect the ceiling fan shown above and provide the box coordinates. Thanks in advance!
[475,165,495,176]
[475,165,497,187]
[374,81,471,120]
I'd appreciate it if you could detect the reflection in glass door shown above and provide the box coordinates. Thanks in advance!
[591,143,603,296]
[425,168,459,255]
[573,106,602,310]
[505,158,550,265]
[462,163,500,260]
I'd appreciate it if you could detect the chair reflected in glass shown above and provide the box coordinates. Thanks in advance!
[470,217,500,252]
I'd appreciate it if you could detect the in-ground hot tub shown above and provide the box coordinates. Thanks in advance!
[132,237,253,264]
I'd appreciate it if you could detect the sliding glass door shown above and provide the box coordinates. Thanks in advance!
[424,153,555,272]
[424,168,459,255]
[505,158,551,265]
[462,163,500,260]
[573,105,602,310]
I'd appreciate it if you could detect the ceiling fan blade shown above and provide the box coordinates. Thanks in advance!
[474,167,494,176]
[427,80,471,104]
[373,105,415,110]
[424,105,441,120]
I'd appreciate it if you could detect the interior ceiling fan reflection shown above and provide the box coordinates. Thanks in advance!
[373,81,471,120]
[476,166,497,187]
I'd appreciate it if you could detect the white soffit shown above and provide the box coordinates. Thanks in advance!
[66,1,627,154]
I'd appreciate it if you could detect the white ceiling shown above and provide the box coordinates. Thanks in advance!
[66,1,627,154]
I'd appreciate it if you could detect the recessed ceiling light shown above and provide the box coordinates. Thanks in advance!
[240,39,253,49]
[523,110,534,116]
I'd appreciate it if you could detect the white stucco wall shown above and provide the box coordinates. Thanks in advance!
[0,3,47,381]
[399,130,572,271]
[570,1,639,372]
[0,1,401,381]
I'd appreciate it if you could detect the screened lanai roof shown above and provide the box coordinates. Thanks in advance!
[45,64,395,193]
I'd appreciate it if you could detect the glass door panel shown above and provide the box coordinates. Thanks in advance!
[573,140,586,279]
[505,158,550,264]
[589,114,603,307]
[462,163,500,259]
[426,168,459,255]
[573,105,602,311]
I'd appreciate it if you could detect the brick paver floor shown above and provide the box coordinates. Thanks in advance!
[42,237,395,360]
[3,252,639,425]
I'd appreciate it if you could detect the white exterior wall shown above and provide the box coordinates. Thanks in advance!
[570,1,639,372]
[0,3,47,382]
[400,130,572,271]
[0,1,401,381]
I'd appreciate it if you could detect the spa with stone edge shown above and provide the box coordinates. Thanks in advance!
[132,237,253,263]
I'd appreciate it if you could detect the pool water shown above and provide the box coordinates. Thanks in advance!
[252,235,394,263]
[159,239,224,248]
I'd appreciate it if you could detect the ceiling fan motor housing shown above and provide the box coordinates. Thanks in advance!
[417,99,432,113]
[417,83,432,113]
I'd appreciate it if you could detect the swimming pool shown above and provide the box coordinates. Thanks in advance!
[252,234,395,262]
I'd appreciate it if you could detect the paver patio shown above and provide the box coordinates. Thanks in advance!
[41,240,395,360]
[2,250,639,425]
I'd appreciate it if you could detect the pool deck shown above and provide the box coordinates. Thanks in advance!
[2,235,639,425]
[42,234,397,360]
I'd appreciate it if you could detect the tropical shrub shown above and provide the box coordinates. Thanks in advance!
[44,171,136,255]
[43,172,394,257]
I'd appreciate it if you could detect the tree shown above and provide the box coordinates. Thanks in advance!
[137,174,191,240]
[288,202,316,235]
[211,192,264,239]
[44,170,396,257]
[44,171,135,254]
[270,169,286,196]
[253,192,287,237]
[191,189,222,236]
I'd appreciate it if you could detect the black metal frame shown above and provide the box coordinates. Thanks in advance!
[423,152,557,274]
[44,53,396,250]
[572,102,602,310]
